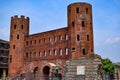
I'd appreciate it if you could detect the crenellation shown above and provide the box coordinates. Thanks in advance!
[21,15,25,19]
[14,15,18,18]
[11,15,29,21]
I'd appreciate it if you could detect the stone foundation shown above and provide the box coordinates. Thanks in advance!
[64,57,103,80]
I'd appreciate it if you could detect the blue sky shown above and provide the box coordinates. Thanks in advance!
[0,0,120,62]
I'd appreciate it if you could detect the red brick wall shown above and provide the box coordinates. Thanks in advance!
[8,2,94,77]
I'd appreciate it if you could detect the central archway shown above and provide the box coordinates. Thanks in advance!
[43,66,50,80]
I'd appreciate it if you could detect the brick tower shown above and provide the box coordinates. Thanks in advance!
[67,2,94,59]
[8,15,29,77]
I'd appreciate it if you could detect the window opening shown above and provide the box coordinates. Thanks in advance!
[10,55,12,63]
[14,25,16,29]
[44,51,46,56]
[26,41,28,45]
[17,35,19,39]
[54,49,57,55]
[76,8,79,13]
[65,34,68,40]
[60,48,62,56]
[82,21,84,27]
[35,40,36,44]
[60,35,62,42]
[77,35,80,41]
[72,21,74,27]
[30,41,32,45]
[86,8,88,14]
[65,48,68,55]
[26,53,28,58]
[87,35,89,41]
[49,37,51,42]
[21,25,23,29]
[49,50,51,55]
[44,38,45,43]
[39,39,41,43]
[82,48,85,55]
[72,48,76,52]
[13,45,15,49]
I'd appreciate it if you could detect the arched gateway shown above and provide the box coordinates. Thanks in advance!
[32,63,58,80]
[8,2,95,80]
[43,66,50,80]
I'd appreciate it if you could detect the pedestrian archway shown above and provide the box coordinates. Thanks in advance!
[43,66,50,75]
[43,66,50,79]
[33,67,39,78]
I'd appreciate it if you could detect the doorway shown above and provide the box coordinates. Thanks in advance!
[43,66,50,80]
[33,67,39,78]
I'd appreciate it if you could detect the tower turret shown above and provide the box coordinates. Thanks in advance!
[67,2,94,59]
[8,15,29,77]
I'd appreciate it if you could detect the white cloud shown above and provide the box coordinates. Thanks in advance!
[106,37,120,44]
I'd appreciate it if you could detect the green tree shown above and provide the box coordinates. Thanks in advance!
[102,58,115,79]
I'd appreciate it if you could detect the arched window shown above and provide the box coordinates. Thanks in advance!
[65,34,68,40]
[49,50,51,55]
[65,48,69,55]
[34,52,36,58]
[34,40,36,44]
[59,48,62,56]
[26,41,28,45]
[39,51,41,57]
[60,35,62,42]
[49,37,51,42]
[44,51,46,56]
[54,36,57,43]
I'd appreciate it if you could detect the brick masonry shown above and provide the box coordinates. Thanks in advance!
[8,2,95,78]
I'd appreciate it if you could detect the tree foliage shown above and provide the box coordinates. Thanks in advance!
[102,58,115,75]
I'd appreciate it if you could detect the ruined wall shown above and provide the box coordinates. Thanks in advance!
[64,57,102,80]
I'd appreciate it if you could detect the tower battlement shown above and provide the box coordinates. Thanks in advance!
[11,15,29,21]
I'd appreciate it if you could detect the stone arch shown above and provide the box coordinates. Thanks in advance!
[41,63,56,76]
[43,66,50,80]
[33,67,39,78]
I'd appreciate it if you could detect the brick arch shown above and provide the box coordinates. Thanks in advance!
[41,63,56,76]
[33,67,39,78]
